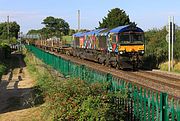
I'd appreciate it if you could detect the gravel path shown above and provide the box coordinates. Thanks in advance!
[0,53,35,114]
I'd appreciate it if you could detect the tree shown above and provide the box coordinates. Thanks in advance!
[98,8,131,29]
[0,21,20,39]
[143,27,180,69]
[68,29,76,36]
[42,16,70,38]
[9,22,20,39]
[143,27,168,68]
[27,29,41,35]
[174,30,180,60]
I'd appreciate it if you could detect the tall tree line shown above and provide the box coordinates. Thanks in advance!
[28,16,70,39]
[98,8,131,29]
[144,27,180,68]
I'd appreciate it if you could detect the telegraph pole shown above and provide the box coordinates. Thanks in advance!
[171,16,174,70]
[168,16,171,72]
[78,10,80,32]
[167,16,176,72]
[7,15,10,41]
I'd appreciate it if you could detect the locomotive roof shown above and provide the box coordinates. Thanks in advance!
[73,25,143,37]
[109,25,143,33]
[85,28,106,36]
[73,28,106,37]
[97,28,111,36]
[73,32,85,37]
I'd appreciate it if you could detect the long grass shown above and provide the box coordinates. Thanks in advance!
[159,61,180,73]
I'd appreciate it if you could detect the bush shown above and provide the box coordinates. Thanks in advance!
[159,61,180,73]
[159,61,168,71]
[0,44,11,58]
[144,27,168,69]
[43,78,127,121]
[174,62,180,73]
[144,28,180,69]
[0,64,6,79]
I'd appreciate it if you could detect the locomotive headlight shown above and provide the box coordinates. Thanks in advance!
[119,51,125,54]
[141,50,144,54]
[119,51,123,54]
[139,50,144,55]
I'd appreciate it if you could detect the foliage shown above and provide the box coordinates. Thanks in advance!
[143,27,168,69]
[0,45,8,77]
[0,21,19,45]
[27,30,44,40]
[0,64,6,78]
[27,29,41,35]
[9,37,18,44]
[158,61,168,71]
[173,30,180,60]
[174,62,180,73]
[62,36,72,44]
[0,38,18,45]
[143,27,180,69]
[42,16,70,37]
[98,8,131,29]
[42,78,127,121]
[159,61,180,73]
[68,29,76,36]
[24,50,127,121]
[0,21,20,40]
[0,44,11,59]
[27,16,70,39]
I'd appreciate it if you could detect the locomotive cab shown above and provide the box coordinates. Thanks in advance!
[108,24,145,69]
[118,31,145,55]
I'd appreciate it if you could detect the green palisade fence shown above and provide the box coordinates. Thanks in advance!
[26,45,180,121]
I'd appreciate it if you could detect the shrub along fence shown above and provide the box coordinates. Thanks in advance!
[26,45,180,121]
[0,47,5,60]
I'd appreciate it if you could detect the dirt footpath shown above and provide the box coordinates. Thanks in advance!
[0,53,40,121]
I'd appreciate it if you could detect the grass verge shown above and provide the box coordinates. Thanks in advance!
[159,61,180,73]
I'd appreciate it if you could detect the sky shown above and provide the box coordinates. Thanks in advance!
[0,0,180,33]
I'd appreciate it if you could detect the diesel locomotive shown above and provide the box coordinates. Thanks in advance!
[72,24,145,69]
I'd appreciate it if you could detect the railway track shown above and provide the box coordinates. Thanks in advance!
[126,71,180,99]
[129,71,180,90]
[47,50,180,99]
[138,70,180,84]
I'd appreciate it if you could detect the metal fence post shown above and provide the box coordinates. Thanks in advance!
[160,93,168,121]
[127,83,133,121]
[177,101,180,121]
[81,65,85,80]
[106,73,112,82]
[106,73,112,91]
[65,60,70,78]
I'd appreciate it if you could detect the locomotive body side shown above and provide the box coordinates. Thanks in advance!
[72,29,107,61]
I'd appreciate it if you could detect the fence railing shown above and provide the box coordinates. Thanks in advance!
[26,45,180,121]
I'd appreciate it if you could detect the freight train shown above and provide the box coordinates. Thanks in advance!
[34,24,145,69]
